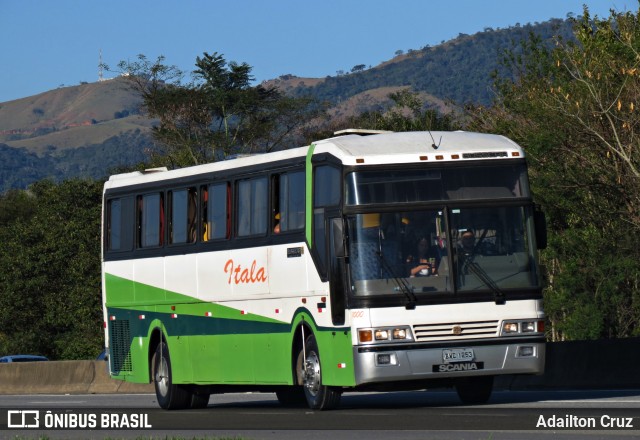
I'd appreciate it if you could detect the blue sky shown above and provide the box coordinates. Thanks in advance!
[0,0,634,103]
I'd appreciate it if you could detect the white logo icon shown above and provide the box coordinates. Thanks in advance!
[8,410,40,428]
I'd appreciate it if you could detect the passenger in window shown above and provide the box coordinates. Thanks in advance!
[273,212,281,234]
[406,236,439,277]
[187,189,197,243]
[201,188,209,241]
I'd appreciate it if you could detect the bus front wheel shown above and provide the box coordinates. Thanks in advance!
[153,341,192,410]
[189,387,211,409]
[455,376,494,404]
[275,386,307,407]
[297,334,341,410]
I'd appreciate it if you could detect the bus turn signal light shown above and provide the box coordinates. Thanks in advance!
[358,330,373,343]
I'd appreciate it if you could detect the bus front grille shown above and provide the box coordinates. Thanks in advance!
[413,320,499,341]
[109,319,133,373]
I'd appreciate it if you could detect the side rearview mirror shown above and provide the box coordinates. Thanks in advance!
[534,206,547,250]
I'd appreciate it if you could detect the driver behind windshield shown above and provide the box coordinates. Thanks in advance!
[406,236,439,277]
[459,229,476,255]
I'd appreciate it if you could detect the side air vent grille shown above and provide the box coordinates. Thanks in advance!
[109,320,132,373]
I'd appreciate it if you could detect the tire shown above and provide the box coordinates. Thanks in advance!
[455,376,494,404]
[152,341,192,410]
[297,334,342,410]
[275,386,307,407]
[189,389,210,409]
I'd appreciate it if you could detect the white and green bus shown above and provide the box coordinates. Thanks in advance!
[102,130,547,410]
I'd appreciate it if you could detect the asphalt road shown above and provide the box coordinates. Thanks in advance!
[2,389,640,439]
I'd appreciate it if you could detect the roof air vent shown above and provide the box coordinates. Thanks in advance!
[333,129,392,136]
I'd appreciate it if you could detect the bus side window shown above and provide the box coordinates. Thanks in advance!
[272,170,305,234]
[107,198,122,251]
[272,174,281,233]
[188,188,197,242]
[202,182,231,241]
[168,188,197,245]
[137,192,164,248]
[105,197,134,253]
[237,177,267,237]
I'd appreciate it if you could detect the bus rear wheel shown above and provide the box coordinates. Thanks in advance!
[297,334,341,410]
[153,341,192,410]
[455,376,494,404]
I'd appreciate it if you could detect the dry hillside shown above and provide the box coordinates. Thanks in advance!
[0,77,151,154]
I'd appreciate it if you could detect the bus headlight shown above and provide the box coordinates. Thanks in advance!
[358,326,413,344]
[374,329,390,340]
[393,328,407,339]
[501,320,545,336]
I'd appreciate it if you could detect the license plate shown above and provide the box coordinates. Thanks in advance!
[442,348,474,363]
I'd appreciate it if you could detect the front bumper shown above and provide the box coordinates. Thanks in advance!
[353,338,545,385]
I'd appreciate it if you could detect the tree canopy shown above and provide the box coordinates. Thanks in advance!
[0,180,103,359]
[467,6,640,340]
[116,52,323,168]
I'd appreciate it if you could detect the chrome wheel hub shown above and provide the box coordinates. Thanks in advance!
[303,351,321,396]
[155,356,169,396]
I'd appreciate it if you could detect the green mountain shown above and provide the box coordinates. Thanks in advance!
[272,18,572,109]
[0,18,574,192]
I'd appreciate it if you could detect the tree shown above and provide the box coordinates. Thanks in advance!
[114,52,322,167]
[466,6,640,341]
[0,189,36,226]
[0,180,103,359]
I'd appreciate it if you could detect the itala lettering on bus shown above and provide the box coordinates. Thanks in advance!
[224,259,268,284]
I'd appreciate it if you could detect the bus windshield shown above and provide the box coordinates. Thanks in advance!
[346,206,540,298]
[345,163,529,205]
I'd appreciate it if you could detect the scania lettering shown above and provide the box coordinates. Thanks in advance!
[101,130,547,409]
[435,362,485,372]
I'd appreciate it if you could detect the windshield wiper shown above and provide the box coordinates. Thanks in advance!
[461,254,505,305]
[376,250,417,310]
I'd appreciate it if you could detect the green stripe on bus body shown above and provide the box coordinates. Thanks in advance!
[108,307,291,337]
[305,143,315,247]
[107,305,349,337]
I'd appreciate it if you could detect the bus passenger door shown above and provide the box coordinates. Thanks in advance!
[328,217,347,325]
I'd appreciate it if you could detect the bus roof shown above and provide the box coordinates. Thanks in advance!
[314,130,523,166]
[104,131,523,190]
